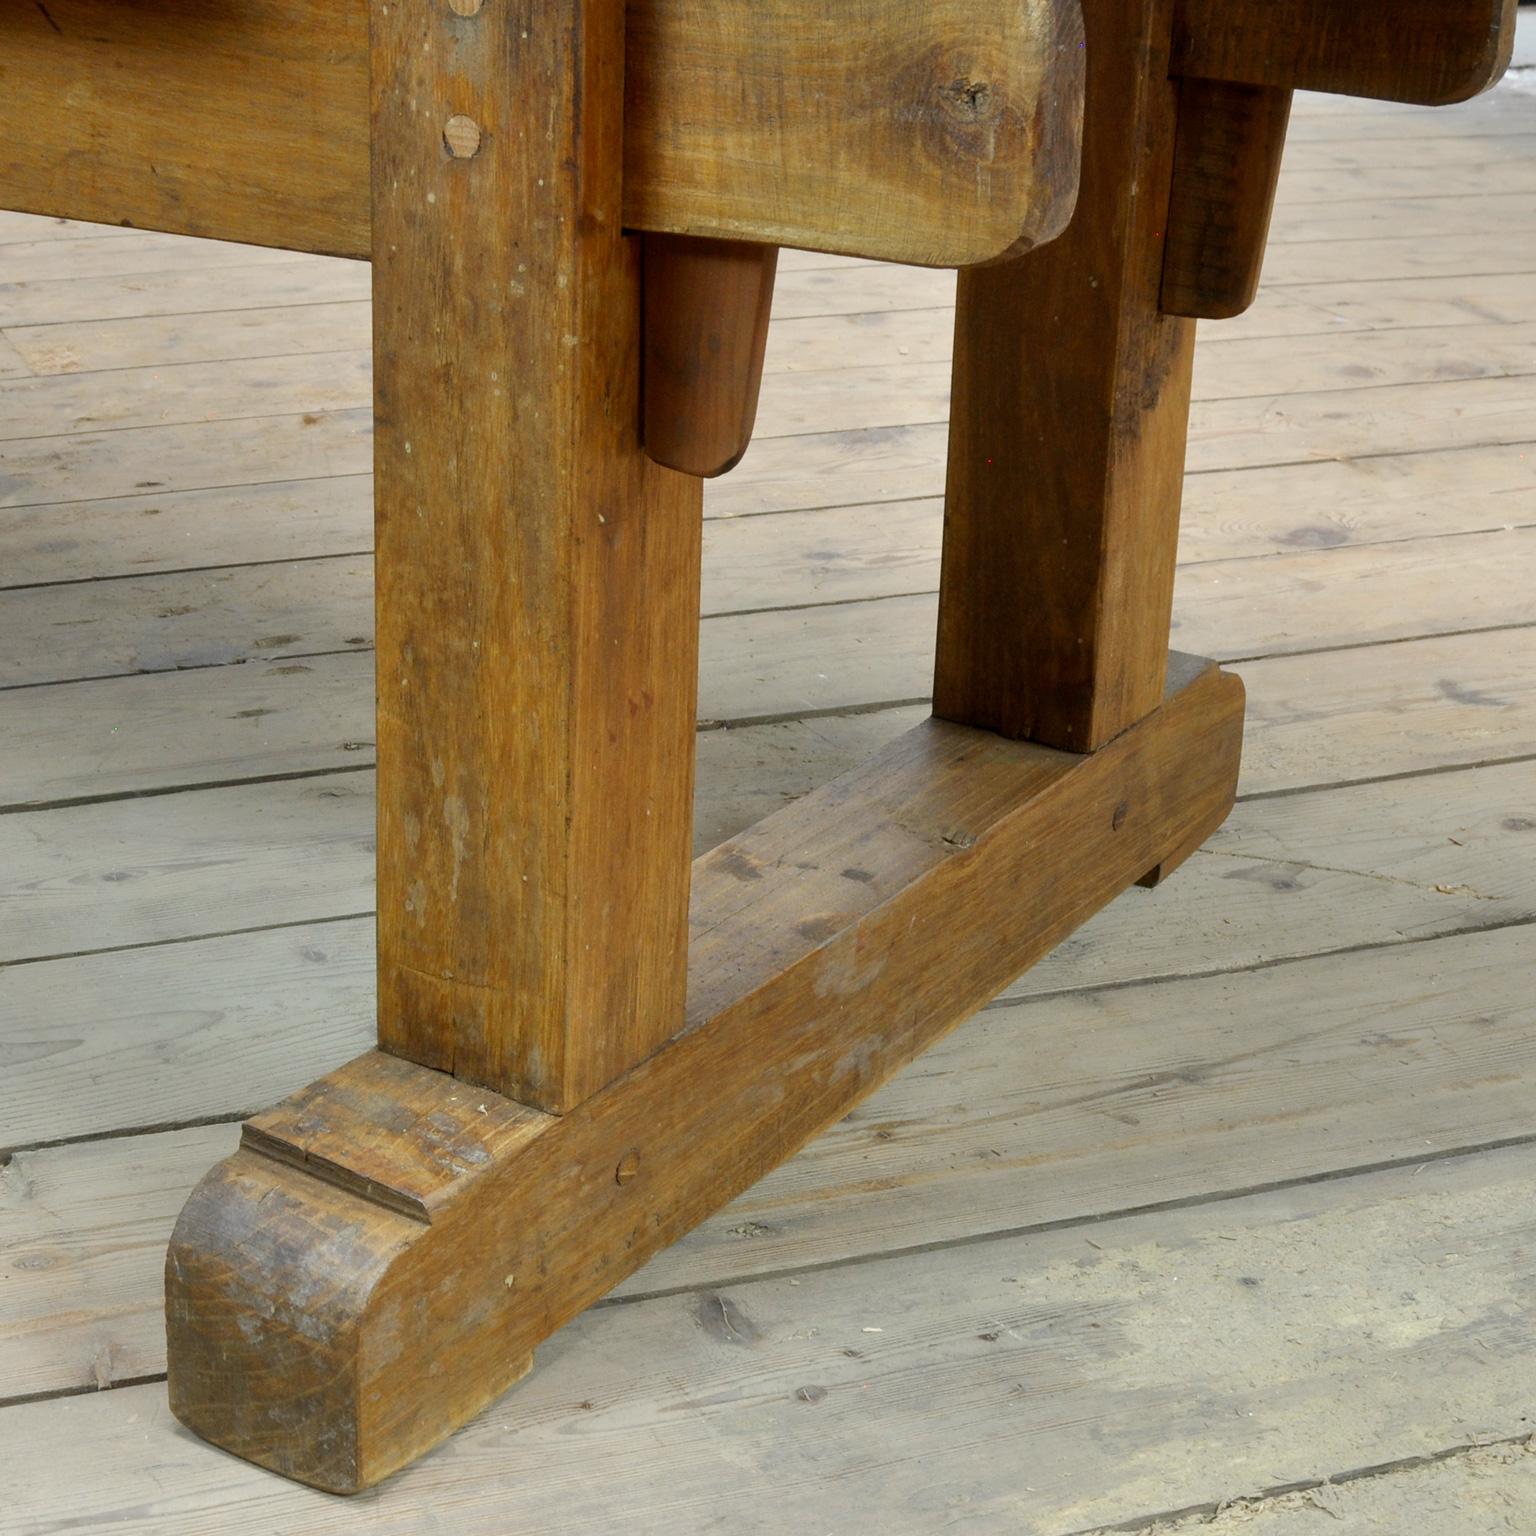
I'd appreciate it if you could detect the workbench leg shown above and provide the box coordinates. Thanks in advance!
[368,0,701,1117]
[936,0,1193,753]
[163,0,1250,1494]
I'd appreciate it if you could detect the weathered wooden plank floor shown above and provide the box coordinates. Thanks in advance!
[2,60,1535,1533]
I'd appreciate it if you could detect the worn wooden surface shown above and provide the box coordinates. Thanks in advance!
[936,0,1193,751]
[625,0,1084,263]
[0,0,370,256]
[166,659,1243,1489]
[1149,1440,1536,1533]
[369,0,701,1113]
[14,1147,1536,1531]
[3,59,1536,1530]
[0,0,1084,267]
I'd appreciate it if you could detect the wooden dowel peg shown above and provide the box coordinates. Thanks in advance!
[642,234,778,478]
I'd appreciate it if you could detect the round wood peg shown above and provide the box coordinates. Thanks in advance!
[615,1151,641,1186]
[447,0,483,14]
[443,115,483,159]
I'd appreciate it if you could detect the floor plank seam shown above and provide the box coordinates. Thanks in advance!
[0,294,369,329]
[7,424,1536,518]
[0,545,375,594]
[1066,1431,1536,1535]
[983,911,1536,1012]
[0,1375,170,1416]
[0,908,375,976]
[0,344,367,388]
[0,467,375,515]
[7,1133,1536,1418]
[10,510,1536,600]
[1238,748,1536,803]
[0,402,369,447]
[7,911,1532,1151]
[12,597,1534,732]
[598,1131,1536,1314]
[5,726,1536,824]
[11,346,1536,409]
[0,1107,269,1167]
[1263,261,1536,288]
[1221,615,1536,667]
[7,517,1533,657]
[0,643,371,695]
[0,761,377,817]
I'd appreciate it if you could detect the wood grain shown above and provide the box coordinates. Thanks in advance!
[642,235,777,476]
[5,748,1531,1157]
[1162,80,1293,320]
[5,589,1535,821]
[0,0,1084,267]
[1174,0,1517,106]
[369,0,702,1114]
[165,656,1244,1489]
[17,1146,1536,1530]
[0,0,369,256]
[4,391,1535,596]
[14,917,1536,1401]
[623,0,1085,264]
[3,69,1536,1527]
[936,0,1193,750]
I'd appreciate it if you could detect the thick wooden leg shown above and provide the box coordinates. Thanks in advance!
[934,0,1193,752]
[641,234,778,478]
[1160,78,1291,321]
[370,0,701,1115]
[166,655,1243,1492]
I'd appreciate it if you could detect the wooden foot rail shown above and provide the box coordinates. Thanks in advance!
[0,0,1510,1494]
[168,655,1244,1492]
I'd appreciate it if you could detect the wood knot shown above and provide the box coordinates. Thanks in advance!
[443,115,483,159]
[937,77,995,122]
[1112,801,1130,832]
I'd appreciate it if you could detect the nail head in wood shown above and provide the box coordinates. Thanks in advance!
[443,115,482,159]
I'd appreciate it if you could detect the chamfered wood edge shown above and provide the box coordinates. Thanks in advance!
[165,655,1244,1491]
